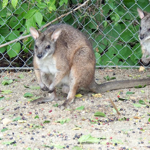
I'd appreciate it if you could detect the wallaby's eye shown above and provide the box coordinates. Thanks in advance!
[148,28,150,32]
[140,27,142,30]
[35,45,38,49]
[46,45,50,49]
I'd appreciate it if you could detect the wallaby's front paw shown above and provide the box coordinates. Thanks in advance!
[48,89,54,93]
[49,83,54,93]
[40,83,49,91]
[41,86,49,91]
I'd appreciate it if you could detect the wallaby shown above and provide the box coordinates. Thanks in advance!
[137,8,150,65]
[30,23,150,109]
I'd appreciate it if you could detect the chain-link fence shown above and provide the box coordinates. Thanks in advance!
[0,0,150,70]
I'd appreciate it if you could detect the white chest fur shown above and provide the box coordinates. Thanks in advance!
[142,40,150,53]
[36,55,58,75]
[35,56,69,85]
[140,38,150,54]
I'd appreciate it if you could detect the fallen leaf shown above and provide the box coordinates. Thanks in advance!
[13,116,22,121]
[72,127,81,130]
[18,74,24,79]
[134,116,141,119]
[18,120,27,123]
[126,91,135,95]
[133,103,146,108]
[76,106,85,110]
[78,134,100,143]
[0,96,5,101]
[2,79,13,85]
[141,90,145,93]
[139,100,146,105]
[139,66,145,72]
[94,111,106,117]
[1,90,12,94]
[2,140,16,145]
[92,93,102,98]
[24,92,34,98]
[72,146,83,150]
[75,94,83,98]
[1,127,8,132]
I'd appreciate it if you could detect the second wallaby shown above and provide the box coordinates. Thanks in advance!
[30,24,150,109]
[137,8,150,65]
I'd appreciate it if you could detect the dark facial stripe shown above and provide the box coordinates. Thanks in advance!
[40,35,45,42]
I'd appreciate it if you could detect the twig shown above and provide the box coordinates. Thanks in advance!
[0,35,31,48]
[0,0,89,48]
[109,97,120,115]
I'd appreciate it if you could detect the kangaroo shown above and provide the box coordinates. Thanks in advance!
[137,8,150,65]
[30,23,150,109]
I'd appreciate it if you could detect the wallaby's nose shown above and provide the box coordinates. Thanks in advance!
[140,34,144,40]
[37,53,42,59]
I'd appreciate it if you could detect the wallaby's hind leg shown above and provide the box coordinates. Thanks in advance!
[61,83,78,110]
[60,68,79,109]
[49,69,69,92]
[60,47,95,109]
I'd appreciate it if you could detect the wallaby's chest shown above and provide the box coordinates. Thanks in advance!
[36,56,57,75]
[141,40,150,53]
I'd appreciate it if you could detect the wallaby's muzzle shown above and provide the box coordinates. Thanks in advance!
[140,34,145,40]
[37,53,43,59]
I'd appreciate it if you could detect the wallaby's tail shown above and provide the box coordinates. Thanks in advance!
[30,97,54,104]
[30,92,57,104]
[90,78,150,93]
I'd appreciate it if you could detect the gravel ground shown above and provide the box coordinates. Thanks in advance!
[0,68,150,150]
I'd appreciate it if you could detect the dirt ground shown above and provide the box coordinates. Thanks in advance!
[0,68,150,150]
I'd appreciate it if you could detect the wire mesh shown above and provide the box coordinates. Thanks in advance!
[0,0,150,70]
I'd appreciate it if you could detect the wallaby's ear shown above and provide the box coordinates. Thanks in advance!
[137,8,148,19]
[51,29,62,42]
[30,27,41,39]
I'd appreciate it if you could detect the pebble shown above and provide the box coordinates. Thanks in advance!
[50,146,54,149]
[2,118,12,125]
[30,137,34,140]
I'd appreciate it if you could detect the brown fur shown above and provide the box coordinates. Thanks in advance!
[30,24,150,109]
[137,8,150,65]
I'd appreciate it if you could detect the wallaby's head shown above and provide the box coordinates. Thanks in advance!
[30,27,61,59]
[137,8,150,42]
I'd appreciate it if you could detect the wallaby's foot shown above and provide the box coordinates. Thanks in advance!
[60,101,70,110]
[60,98,75,110]
[31,92,57,104]
[60,104,65,110]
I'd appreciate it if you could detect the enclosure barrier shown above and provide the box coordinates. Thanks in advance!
[0,0,150,70]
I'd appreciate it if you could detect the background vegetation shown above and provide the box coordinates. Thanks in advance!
[0,0,150,68]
